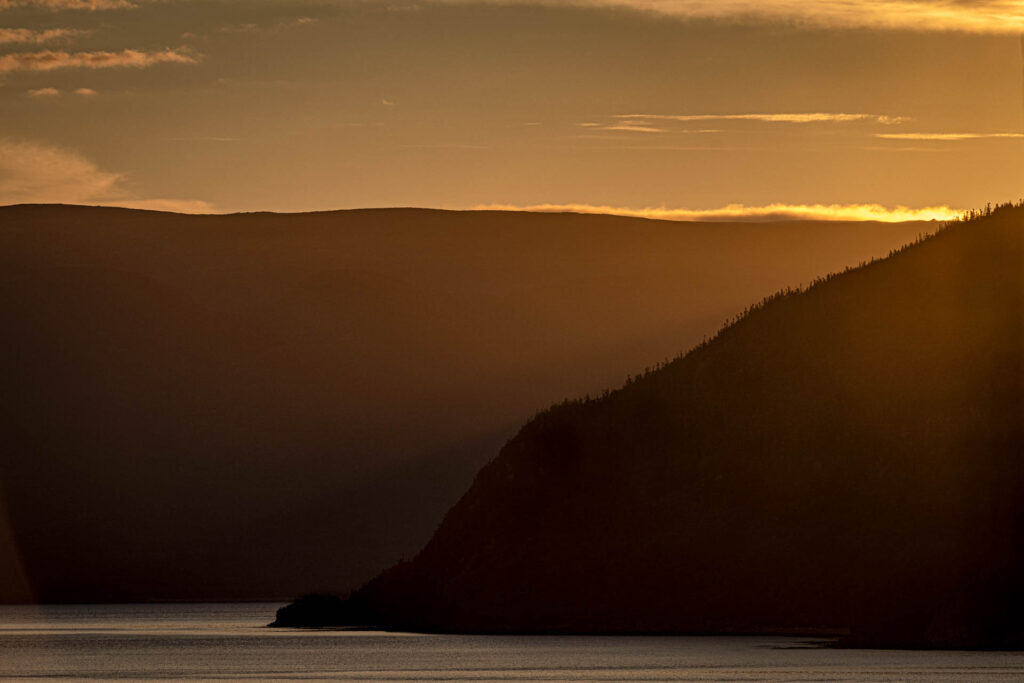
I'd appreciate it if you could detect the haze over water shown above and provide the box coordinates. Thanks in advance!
[0,604,1022,682]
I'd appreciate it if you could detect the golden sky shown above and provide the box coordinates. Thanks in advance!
[1,0,1022,218]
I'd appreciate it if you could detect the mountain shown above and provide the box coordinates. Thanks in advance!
[276,204,1024,649]
[0,204,930,603]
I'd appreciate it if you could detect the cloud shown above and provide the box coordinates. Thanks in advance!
[875,132,1024,140]
[616,113,908,124]
[13,0,1015,33]
[578,120,726,134]
[432,1,1024,34]
[0,0,137,9]
[166,136,240,142]
[108,198,216,213]
[0,139,119,202]
[575,112,904,138]
[581,123,667,133]
[216,16,318,35]
[470,202,960,222]
[860,145,951,153]
[27,86,99,96]
[0,139,213,213]
[602,124,667,133]
[0,48,197,73]
[570,142,759,150]
[217,23,260,34]
[400,143,490,149]
[0,28,85,44]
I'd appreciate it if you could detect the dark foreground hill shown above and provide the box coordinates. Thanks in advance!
[0,204,929,603]
[275,204,1024,649]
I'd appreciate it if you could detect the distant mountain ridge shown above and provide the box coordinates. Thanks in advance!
[275,204,1024,649]
[0,204,932,604]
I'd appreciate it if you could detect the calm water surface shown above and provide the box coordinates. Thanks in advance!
[1,604,1023,681]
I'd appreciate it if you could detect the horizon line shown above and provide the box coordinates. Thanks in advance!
[0,201,963,223]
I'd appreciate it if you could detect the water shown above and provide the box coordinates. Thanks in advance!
[1,604,1023,681]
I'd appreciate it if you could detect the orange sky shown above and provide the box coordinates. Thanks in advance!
[1,0,1022,217]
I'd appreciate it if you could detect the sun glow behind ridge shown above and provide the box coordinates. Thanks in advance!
[471,203,961,222]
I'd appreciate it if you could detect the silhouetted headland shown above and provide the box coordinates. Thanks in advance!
[274,203,1024,649]
[271,594,351,628]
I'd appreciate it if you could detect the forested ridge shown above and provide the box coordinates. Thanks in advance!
[281,203,1024,648]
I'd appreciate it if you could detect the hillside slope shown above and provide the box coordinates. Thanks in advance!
[294,205,1024,648]
[0,204,930,603]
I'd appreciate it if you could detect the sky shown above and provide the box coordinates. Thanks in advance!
[0,0,1023,219]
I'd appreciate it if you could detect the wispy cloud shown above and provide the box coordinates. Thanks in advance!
[400,143,490,149]
[860,145,951,153]
[579,118,734,134]
[108,198,216,213]
[0,138,120,202]
[166,136,242,143]
[616,113,908,124]
[217,22,260,34]
[217,16,318,34]
[875,132,1024,141]
[570,143,758,150]
[471,202,959,222]
[603,124,667,133]
[574,112,903,139]
[11,0,1018,32]
[0,139,213,213]
[433,1,1024,34]
[0,48,197,73]
[580,122,668,133]
[25,86,98,96]
[0,0,137,9]
[0,28,85,44]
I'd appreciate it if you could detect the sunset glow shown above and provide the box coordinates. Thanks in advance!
[472,203,961,222]
[0,0,1020,213]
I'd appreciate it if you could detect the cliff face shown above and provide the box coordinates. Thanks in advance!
[333,205,1024,644]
